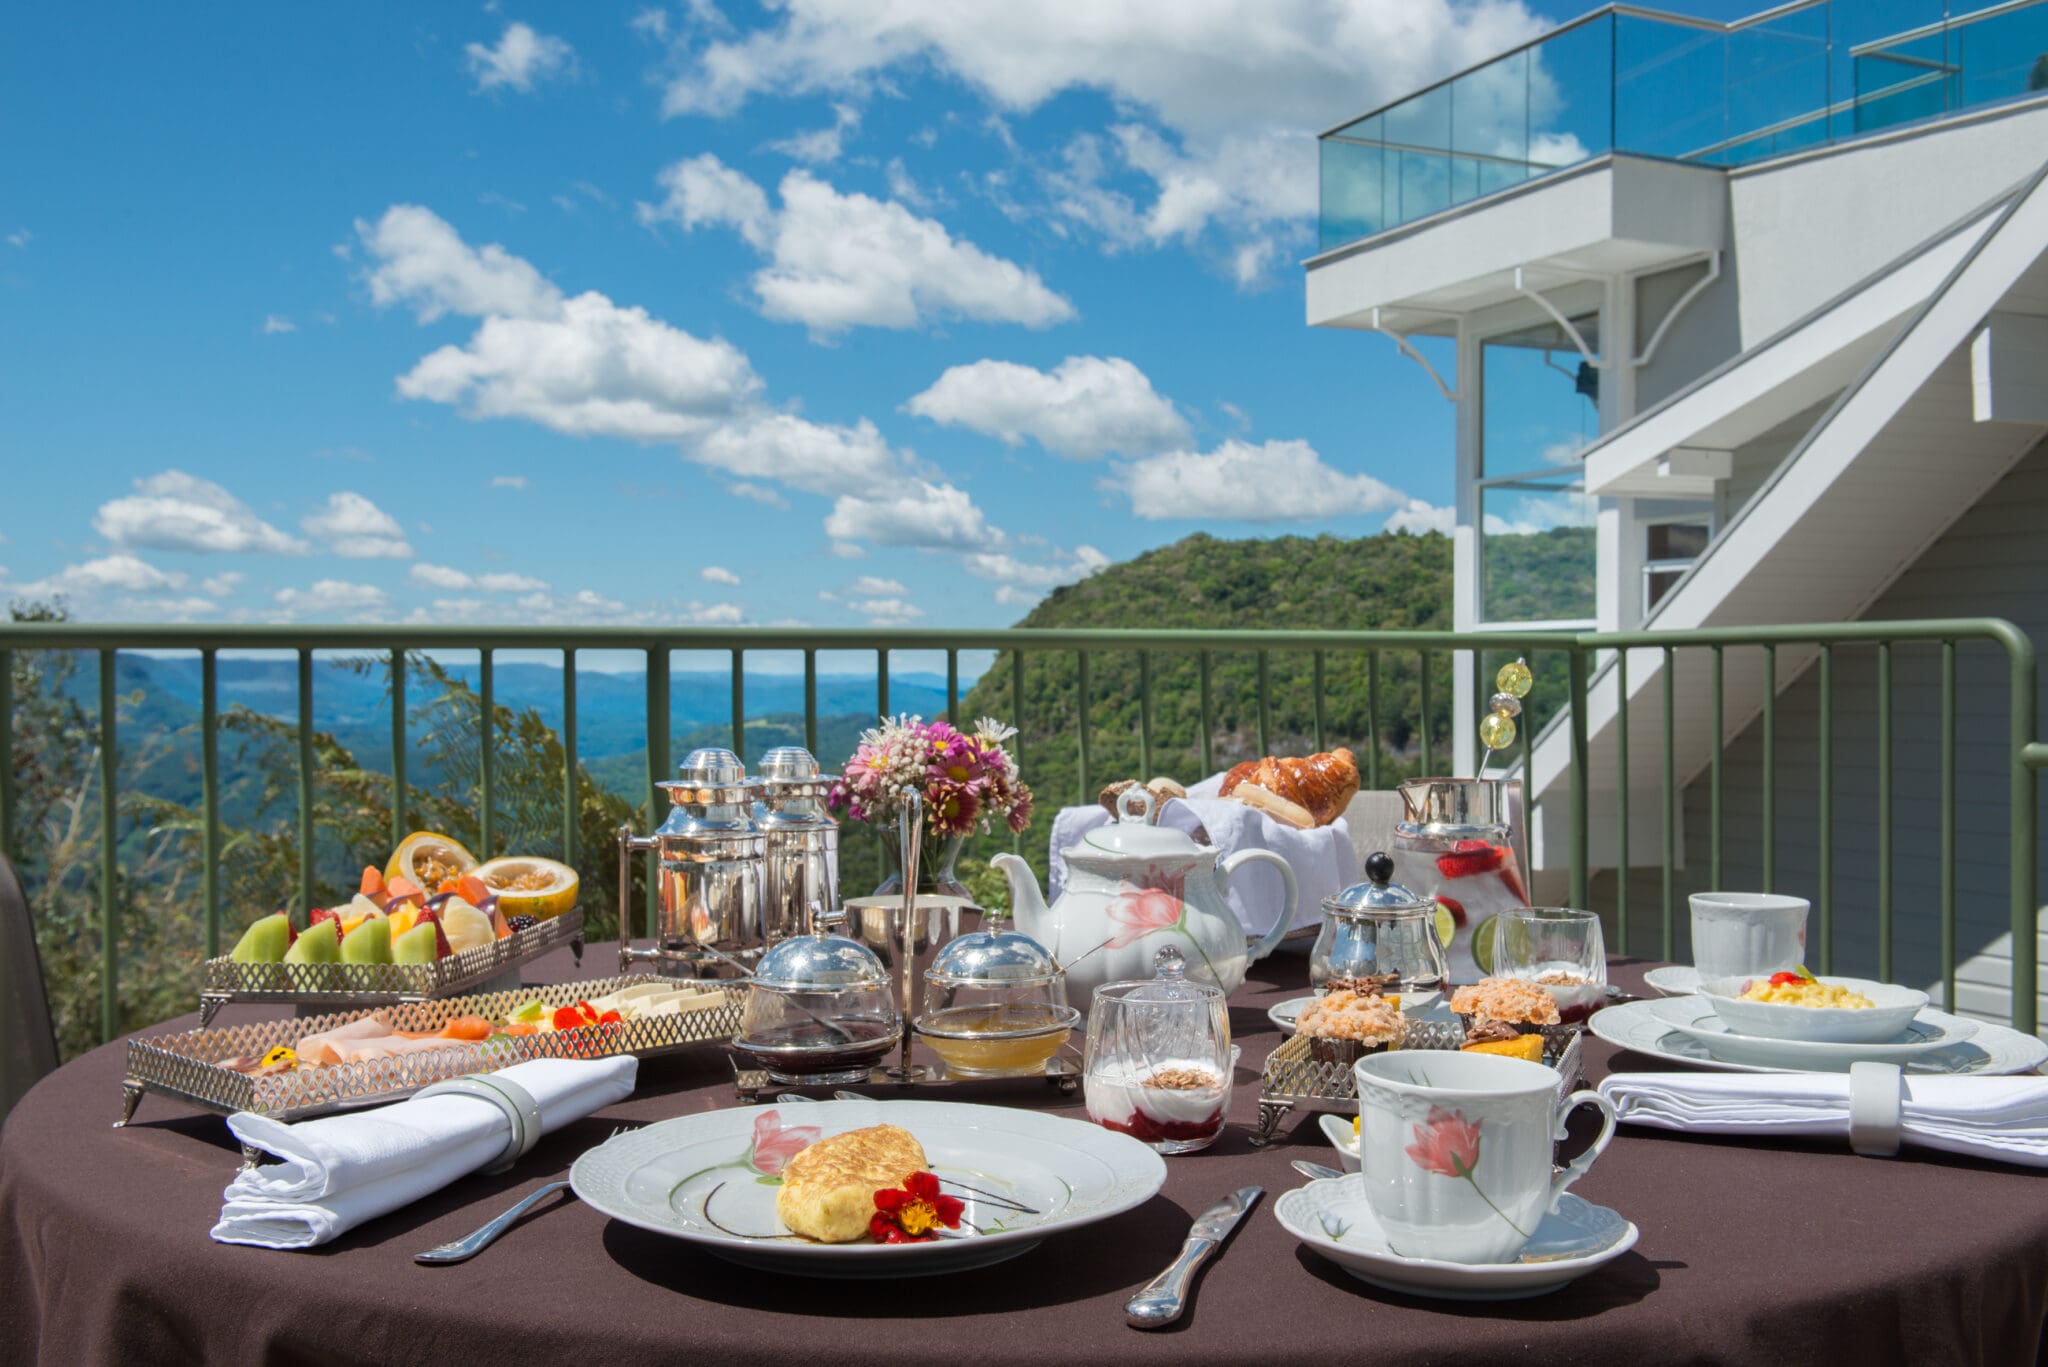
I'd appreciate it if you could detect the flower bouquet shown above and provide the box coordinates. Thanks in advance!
[829,715,1033,897]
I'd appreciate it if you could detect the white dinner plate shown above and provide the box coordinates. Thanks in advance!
[1642,966,1700,997]
[1275,1178,1638,1301]
[1591,996,2045,1076]
[570,1098,1166,1278]
[1268,991,1441,1032]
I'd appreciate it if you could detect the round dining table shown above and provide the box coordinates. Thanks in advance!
[3,945,2044,1367]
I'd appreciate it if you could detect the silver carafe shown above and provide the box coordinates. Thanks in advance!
[617,747,765,979]
[755,745,839,945]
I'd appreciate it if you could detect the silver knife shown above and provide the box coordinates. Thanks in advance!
[1124,1186,1263,1329]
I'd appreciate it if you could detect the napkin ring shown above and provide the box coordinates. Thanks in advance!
[416,1074,544,1175]
[1847,1061,1904,1158]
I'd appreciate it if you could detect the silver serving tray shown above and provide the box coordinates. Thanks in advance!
[122,971,741,1127]
[1251,1024,1585,1145]
[197,909,584,1024]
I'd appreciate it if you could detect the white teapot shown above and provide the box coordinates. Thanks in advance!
[992,787,1299,1014]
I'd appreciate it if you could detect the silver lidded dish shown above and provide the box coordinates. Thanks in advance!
[914,928,1079,1078]
[734,906,899,1084]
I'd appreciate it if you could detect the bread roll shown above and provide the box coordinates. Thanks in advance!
[1218,749,1359,826]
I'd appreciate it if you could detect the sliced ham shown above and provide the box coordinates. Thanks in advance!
[295,1016,396,1065]
[328,1035,477,1065]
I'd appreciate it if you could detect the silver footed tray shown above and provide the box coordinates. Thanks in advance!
[1252,1024,1584,1145]
[122,971,740,1129]
[196,908,584,1024]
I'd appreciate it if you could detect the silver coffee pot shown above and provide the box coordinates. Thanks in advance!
[617,747,765,979]
[755,745,839,945]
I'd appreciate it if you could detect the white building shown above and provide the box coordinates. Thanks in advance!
[1307,0,2048,1031]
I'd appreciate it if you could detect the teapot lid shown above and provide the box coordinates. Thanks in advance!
[1075,785,1202,860]
[752,907,889,991]
[1324,851,1433,916]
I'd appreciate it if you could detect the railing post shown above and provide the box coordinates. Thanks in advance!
[297,648,315,917]
[1761,643,1776,893]
[1367,650,1380,789]
[98,648,118,1043]
[2007,628,2038,1035]
[1076,650,1092,806]
[1312,651,1327,753]
[645,646,670,940]
[877,648,890,718]
[1710,645,1724,889]
[562,648,577,871]
[0,646,13,866]
[1256,651,1272,757]
[1615,647,1629,953]
[1419,649,1433,777]
[1941,640,1956,1012]
[731,647,745,762]
[201,649,220,959]
[946,649,959,721]
[804,649,818,755]
[390,648,406,843]
[1199,651,1214,777]
[1567,646,1589,911]
[1818,645,1833,974]
[1661,646,1675,960]
[1878,642,1893,984]
[1138,651,1153,779]
[479,648,495,861]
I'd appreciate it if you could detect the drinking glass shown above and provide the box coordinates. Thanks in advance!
[1082,947,1231,1154]
[1490,907,1606,1023]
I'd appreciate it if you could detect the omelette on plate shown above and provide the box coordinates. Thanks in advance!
[775,1124,928,1243]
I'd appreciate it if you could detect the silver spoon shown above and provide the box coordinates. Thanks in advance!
[1291,1160,1345,1181]
[414,1124,634,1265]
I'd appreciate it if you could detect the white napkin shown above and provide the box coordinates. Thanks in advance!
[1047,782,1359,938]
[1599,1070,2048,1168]
[211,1056,638,1249]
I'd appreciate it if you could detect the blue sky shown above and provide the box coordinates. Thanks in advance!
[1,0,1756,631]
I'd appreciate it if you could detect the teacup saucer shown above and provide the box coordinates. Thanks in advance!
[1664,1007,1977,1069]
[1275,1178,1638,1301]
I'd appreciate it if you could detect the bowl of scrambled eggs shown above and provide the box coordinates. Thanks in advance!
[1698,973,1928,1042]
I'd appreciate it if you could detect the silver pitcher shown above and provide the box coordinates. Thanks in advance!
[617,747,765,979]
[756,745,839,945]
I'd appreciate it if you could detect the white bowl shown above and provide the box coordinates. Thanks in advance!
[1316,1112,1362,1172]
[1698,975,1927,1043]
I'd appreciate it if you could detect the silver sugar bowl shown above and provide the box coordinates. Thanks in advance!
[617,747,765,979]
[755,745,839,946]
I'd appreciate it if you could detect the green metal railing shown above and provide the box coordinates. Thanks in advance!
[0,618,2039,1042]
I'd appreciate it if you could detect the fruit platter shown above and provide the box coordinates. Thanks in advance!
[197,833,584,1025]
[122,973,744,1133]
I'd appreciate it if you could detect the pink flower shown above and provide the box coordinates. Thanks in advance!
[1404,1106,1483,1179]
[1105,887,1183,949]
[749,1109,822,1176]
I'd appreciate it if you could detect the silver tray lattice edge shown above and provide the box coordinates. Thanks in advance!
[197,909,584,1023]
[122,972,741,1126]
[1251,1023,1584,1146]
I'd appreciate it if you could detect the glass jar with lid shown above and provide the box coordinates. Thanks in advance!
[735,906,900,1084]
[913,929,1079,1078]
[1082,947,1232,1154]
[1313,851,1451,1011]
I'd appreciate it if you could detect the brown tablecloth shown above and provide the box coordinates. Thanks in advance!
[3,948,2045,1367]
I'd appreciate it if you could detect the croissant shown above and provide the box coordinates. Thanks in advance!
[1219,748,1360,827]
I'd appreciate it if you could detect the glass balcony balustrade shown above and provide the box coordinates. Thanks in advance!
[1318,0,2048,253]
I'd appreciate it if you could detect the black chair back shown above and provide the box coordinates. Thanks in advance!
[0,854,60,1119]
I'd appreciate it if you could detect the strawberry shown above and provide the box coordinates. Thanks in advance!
[1436,840,1507,879]
[1435,895,1468,928]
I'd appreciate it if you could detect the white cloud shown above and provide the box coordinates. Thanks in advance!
[691,600,745,624]
[885,158,938,210]
[301,491,413,558]
[491,474,528,489]
[19,554,187,598]
[994,584,1041,607]
[961,544,1109,591]
[701,565,742,585]
[201,571,244,597]
[272,579,389,620]
[630,8,669,41]
[650,0,1548,279]
[906,355,1187,459]
[1385,500,1455,535]
[465,22,575,93]
[639,157,1074,334]
[829,541,867,559]
[767,102,860,164]
[824,480,992,549]
[725,481,789,508]
[1114,439,1408,523]
[851,596,923,624]
[5,229,28,249]
[410,563,548,592]
[93,471,305,555]
[692,411,904,497]
[394,290,762,442]
[845,575,908,597]
[357,204,563,323]
[262,314,297,334]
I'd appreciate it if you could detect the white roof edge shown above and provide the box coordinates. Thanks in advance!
[1581,197,2013,496]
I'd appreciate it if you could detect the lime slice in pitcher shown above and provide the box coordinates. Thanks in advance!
[1433,901,1458,951]
[1470,914,1499,975]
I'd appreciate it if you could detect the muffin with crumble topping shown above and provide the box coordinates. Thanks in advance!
[1297,988,1405,1066]
[1450,977,1561,1039]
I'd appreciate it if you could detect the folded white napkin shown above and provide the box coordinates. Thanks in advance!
[1047,786,1358,939]
[211,1056,638,1249]
[1599,1070,2048,1168]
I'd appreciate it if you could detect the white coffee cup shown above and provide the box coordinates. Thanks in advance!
[1689,892,1808,979]
[1353,1050,1617,1265]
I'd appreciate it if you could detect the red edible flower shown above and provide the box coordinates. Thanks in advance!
[1435,840,1507,879]
[869,1171,965,1244]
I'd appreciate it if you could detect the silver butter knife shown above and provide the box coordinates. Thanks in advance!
[1124,1186,1262,1329]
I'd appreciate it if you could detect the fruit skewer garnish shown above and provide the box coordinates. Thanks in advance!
[1474,657,1532,781]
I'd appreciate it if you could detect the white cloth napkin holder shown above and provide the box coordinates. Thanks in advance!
[1599,1067,2048,1168]
[211,1056,637,1249]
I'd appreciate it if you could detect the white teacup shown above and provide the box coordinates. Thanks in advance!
[1689,892,1808,979]
[1353,1050,1617,1265]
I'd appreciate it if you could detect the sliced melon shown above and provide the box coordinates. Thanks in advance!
[384,832,478,891]
[473,856,579,919]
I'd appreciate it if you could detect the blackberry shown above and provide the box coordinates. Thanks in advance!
[507,914,539,934]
